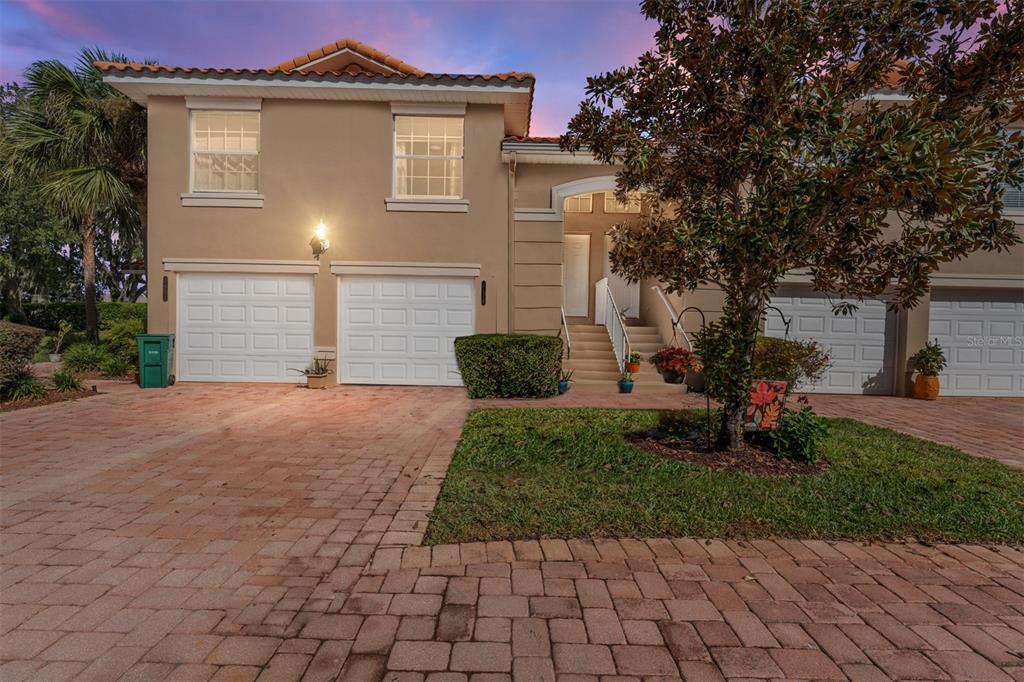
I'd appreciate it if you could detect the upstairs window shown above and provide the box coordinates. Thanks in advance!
[191,110,260,193]
[564,193,593,213]
[394,115,464,198]
[1003,183,1024,212]
[604,192,642,214]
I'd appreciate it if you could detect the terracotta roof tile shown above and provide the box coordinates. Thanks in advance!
[503,135,562,143]
[273,37,427,77]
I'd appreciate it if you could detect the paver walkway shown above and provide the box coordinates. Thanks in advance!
[1,383,1023,681]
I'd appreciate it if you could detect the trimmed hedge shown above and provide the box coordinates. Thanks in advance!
[454,334,562,399]
[0,322,44,399]
[23,301,146,331]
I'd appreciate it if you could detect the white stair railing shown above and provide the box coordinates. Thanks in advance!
[651,285,693,350]
[596,278,631,371]
[558,307,572,359]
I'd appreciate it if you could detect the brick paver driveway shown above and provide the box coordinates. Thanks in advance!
[2,383,1023,681]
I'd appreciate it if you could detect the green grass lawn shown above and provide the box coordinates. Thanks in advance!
[425,408,1024,545]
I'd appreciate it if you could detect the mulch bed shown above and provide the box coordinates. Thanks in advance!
[0,388,100,413]
[628,430,828,476]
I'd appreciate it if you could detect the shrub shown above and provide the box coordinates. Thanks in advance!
[62,343,112,373]
[7,372,47,401]
[52,369,83,392]
[0,322,45,399]
[102,356,132,378]
[105,318,145,364]
[454,334,562,399]
[751,406,829,463]
[752,336,830,391]
[23,301,146,331]
[913,340,946,376]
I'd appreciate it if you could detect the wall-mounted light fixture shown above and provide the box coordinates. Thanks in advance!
[310,221,330,259]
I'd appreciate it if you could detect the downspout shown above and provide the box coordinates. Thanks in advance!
[506,151,517,334]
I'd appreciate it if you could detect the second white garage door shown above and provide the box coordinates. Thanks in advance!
[768,287,896,394]
[338,275,475,386]
[177,273,314,382]
[928,288,1024,396]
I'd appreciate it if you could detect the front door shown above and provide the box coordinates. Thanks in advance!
[563,234,590,317]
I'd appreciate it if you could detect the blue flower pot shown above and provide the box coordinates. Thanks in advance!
[558,380,570,394]
[618,381,634,394]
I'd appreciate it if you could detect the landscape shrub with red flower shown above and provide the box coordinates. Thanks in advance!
[649,347,703,375]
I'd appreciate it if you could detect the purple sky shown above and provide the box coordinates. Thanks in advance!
[0,0,655,135]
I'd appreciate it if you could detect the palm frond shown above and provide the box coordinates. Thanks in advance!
[41,166,133,218]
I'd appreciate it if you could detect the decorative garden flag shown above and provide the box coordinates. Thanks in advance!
[745,380,788,431]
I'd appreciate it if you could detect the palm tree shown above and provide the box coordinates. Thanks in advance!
[4,48,146,340]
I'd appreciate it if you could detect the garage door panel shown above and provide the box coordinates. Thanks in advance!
[928,288,1024,396]
[178,273,313,383]
[769,287,895,394]
[338,275,475,386]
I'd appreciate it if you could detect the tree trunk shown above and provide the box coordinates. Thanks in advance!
[134,183,148,296]
[82,213,98,342]
[714,295,763,450]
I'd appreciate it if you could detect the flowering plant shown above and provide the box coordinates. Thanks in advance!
[649,347,703,374]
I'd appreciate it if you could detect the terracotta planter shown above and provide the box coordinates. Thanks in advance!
[626,362,641,373]
[913,374,940,400]
[306,374,329,390]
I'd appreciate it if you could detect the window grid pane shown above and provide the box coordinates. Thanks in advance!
[564,194,593,213]
[191,110,259,192]
[604,192,642,214]
[394,115,464,198]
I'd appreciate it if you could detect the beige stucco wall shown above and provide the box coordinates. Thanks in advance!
[147,97,510,351]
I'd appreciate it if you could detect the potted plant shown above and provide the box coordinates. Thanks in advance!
[649,346,701,386]
[625,352,642,373]
[558,369,574,395]
[49,320,72,363]
[618,370,635,394]
[293,354,332,389]
[912,340,945,400]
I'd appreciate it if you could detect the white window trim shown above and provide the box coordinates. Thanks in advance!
[385,197,469,213]
[185,101,263,207]
[392,113,466,205]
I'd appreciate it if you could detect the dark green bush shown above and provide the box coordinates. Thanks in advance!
[748,405,829,462]
[62,343,112,373]
[0,322,45,399]
[102,356,132,378]
[752,336,830,391]
[105,318,145,364]
[24,301,146,331]
[8,372,47,401]
[454,334,562,399]
[52,369,83,392]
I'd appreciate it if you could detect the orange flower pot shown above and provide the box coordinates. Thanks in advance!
[913,374,940,400]
[626,362,641,373]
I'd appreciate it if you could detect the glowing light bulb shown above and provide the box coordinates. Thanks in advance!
[314,222,327,241]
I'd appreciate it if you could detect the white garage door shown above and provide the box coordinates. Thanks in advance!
[177,273,314,382]
[928,288,1024,396]
[338,275,475,386]
[768,287,896,394]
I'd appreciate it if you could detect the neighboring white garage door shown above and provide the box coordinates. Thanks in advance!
[338,275,475,386]
[928,288,1024,396]
[768,287,896,394]
[177,273,314,382]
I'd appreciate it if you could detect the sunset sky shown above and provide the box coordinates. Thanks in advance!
[0,0,656,136]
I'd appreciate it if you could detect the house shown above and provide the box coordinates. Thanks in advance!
[99,38,1024,396]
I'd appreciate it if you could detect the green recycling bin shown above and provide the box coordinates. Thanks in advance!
[136,334,175,388]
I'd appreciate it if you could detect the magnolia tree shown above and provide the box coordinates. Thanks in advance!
[563,0,1023,449]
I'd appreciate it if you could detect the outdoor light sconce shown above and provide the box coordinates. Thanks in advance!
[310,222,330,259]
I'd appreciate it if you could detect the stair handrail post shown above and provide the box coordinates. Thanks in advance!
[650,285,693,350]
[603,283,631,371]
[559,306,572,359]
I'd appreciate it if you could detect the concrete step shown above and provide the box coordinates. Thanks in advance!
[565,359,621,371]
